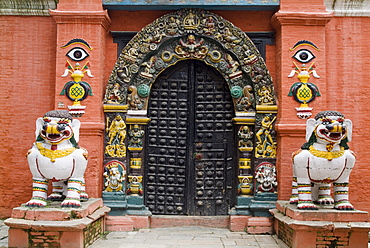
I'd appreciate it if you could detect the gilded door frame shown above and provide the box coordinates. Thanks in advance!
[103,9,278,216]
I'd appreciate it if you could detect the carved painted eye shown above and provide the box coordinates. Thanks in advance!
[321,118,332,125]
[292,49,315,63]
[66,47,89,61]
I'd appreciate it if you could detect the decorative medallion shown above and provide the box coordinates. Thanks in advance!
[288,40,321,119]
[60,38,94,117]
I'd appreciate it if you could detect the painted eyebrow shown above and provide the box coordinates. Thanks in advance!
[61,38,93,50]
[290,40,320,51]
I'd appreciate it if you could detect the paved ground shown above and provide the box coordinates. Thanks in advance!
[0,220,368,248]
[0,219,286,248]
[90,226,286,248]
[0,221,7,248]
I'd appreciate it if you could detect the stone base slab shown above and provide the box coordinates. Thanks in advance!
[276,200,369,222]
[5,198,110,248]
[271,201,370,248]
[105,214,275,233]
[106,215,150,231]
[150,215,230,229]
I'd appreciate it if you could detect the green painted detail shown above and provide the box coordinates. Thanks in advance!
[137,84,150,97]
[230,86,243,99]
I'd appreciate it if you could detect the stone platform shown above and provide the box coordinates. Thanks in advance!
[5,198,110,248]
[105,214,274,234]
[271,201,370,248]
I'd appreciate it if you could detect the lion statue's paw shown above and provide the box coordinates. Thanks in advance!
[289,196,298,204]
[60,199,82,208]
[335,202,355,211]
[316,197,334,205]
[297,202,318,210]
[80,192,89,202]
[47,193,65,201]
[26,199,47,208]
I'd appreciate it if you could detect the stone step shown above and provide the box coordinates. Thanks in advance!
[150,215,230,228]
[105,214,275,233]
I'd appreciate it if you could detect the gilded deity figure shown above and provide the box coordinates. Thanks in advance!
[128,124,145,148]
[107,115,127,145]
[256,165,277,193]
[238,125,254,148]
[203,16,216,35]
[140,56,156,78]
[255,115,277,158]
[183,12,199,29]
[175,35,208,60]
[106,83,124,104]
[258,86,274,105]
[103,162,125,192]
[167,16,180,35]
[105,115,127,158]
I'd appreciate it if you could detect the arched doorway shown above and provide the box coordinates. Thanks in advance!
[103,9,278,217]
[145,60,236,215]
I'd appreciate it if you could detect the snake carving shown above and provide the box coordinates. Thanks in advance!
[290,111,356,210]
[26,110,88,208]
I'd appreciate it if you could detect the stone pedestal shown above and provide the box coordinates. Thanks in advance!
[271,201,370,248]
[249,192,277,217]
[102,191,128,216]
[126,195,151,215]
[5,198,110,248]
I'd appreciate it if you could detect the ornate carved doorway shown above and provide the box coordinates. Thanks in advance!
[103,9,278,217]
[145,60,236,215]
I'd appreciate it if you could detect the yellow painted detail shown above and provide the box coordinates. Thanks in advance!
[309,145,345,161]
[256,105,278,112]
[296,84,312,103]
[127,147,143,152]
[232,117,255,124]
[239,158,251,169]
[103,104,129,112]
[130,158,142,169]
[125,117,151,124]
[36,143,76,163]
[69,83,85,100]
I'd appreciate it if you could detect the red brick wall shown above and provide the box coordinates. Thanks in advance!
[1,7,370,218]
[325,16,370,211]
[0,16,57,218]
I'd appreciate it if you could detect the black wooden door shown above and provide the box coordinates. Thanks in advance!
[145,60,236,215]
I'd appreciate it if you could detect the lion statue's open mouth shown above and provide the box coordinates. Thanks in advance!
[42,130,71,143]
[319,129,344,141]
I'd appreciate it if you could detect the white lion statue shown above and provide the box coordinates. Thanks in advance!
[290,110,356,210]
[26,110,88,208]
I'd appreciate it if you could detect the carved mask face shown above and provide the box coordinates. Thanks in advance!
[40,117,74,144]
[315,115,347,143]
